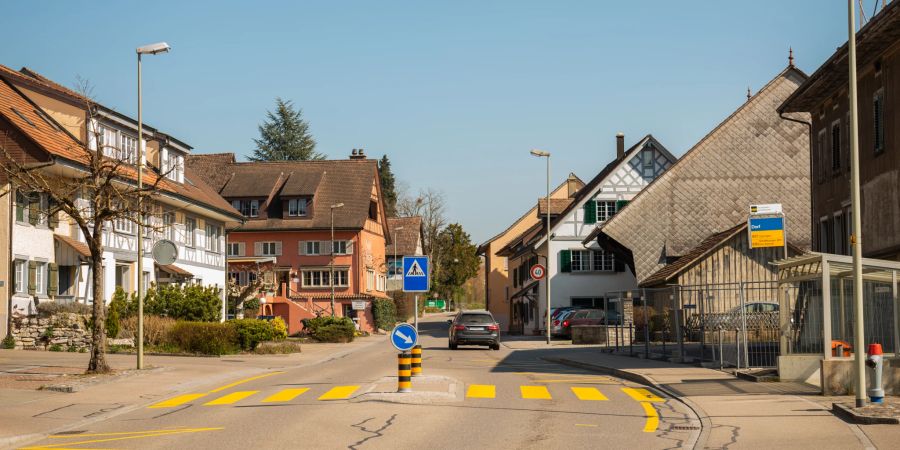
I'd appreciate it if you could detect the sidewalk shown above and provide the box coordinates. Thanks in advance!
[0,336,383,449]
[544,348,891,449]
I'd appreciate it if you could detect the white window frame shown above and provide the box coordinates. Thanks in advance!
[262,241,278,256]
[114,213,134,234]
[288,198,308,217]
[596,200,617,222]
[35,262,47,295]
[205,224,221,253]
[227,242,243,257]
[332,240,348,255]
[14,259,25,294]
[304,241,320,255]
[592,250,614,272]
[185,217,196,247]
[301,269,349,288]
[571,250,590,272]
[120,133,138,164]
[366,269,375,290]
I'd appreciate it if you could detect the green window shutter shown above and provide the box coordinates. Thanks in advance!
[560,250,572,273]
[28,199,38,225]
[49,263,59,296]
[28,261,37,295]
[615,200,629,212]
[48,200,59,228]
[583,201,597,225]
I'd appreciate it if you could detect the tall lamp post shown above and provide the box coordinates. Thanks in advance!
[135,42,170,370]
[330,203,344,317]
[530,149,552,345]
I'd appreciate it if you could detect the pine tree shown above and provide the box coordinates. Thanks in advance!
[378,154,398,217]
[250,98,325,161]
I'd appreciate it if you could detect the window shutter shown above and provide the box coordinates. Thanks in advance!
[275,241,283,256]
[49,263,58,295]
[238,242,246,257]
[48,199,59,228]
[321,241,332,255]
[346,240,354,254]
[583,201,597,225]
[560,250,572,273]
[28,261,37,295]
[615,200,629,213]
[254,242,263,256]
[28,198,38,225]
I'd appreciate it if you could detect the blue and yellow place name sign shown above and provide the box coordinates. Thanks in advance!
[749,217,785,248]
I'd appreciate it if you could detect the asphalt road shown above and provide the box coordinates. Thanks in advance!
[22,314,698,449]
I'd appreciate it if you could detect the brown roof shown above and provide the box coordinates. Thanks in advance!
[640,223,747,287]
[182,152,236,193]
[386,216,423,256]
[158,264,193,277]
[780,2,900,113]
[0,65,88,103]
[537,198,574,216]
[54,234,90,258]
[597,66,812,283]
[187,154,387,231]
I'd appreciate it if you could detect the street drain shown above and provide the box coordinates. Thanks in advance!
[670,426,700,431]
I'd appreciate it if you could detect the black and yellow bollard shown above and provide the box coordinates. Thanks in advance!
[398,352,412,393]
[411,345,423,376]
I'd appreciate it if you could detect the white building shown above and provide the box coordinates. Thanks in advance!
[500,134,676,335]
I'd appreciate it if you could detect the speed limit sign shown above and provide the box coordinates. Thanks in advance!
[530,264,546,280]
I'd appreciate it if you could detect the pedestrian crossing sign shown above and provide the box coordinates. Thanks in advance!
[402,256,429,292]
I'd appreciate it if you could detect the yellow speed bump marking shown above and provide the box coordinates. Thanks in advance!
[622,387,663,402]
[520,385,552,399]
[148,393,208,409]
[466,384,496,399]
[204,391,259,406]
[570,387,608,401]
[263,388,310,403]
[318,385,360,400]
[641,402,660,432]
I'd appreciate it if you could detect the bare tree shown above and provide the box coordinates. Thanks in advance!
[397,187,447,260]
[226,263,275,319]
[0,90,169,374]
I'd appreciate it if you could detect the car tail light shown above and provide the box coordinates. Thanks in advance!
[563,320,569,327]
[553,320,560,326]
[454,325,466,331]
[487,324,499,331]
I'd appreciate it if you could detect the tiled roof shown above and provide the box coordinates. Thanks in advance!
[158,264,193,277]
[537,198,574,216]
[598,66,812,284]
[0,65,87,103]
[54,234,90,258]
[386,216,423,256]
[187,154,384,231]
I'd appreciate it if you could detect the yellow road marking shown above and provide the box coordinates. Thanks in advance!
[318,385,360,400]
[622,387,663,402]
[466,384,496,399]
[48,428,212,438]
[262,388,310,403]
[208,371,284,393]
[570,387,608,401]
[148,393,207,409]
[22,428,223,449]
[533,378,617,384]
[203,391,259,406]
[520,385,552,399]
[641,402,659,432]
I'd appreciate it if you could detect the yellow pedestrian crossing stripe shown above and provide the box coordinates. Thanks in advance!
[148,393,207,409]
[520,385,552,399]
[466,384,496,399]
[203,390,259,406]
[621,387,663,402]
[571,387,608,401]
[317,385,360,400]
[262,388,310,403]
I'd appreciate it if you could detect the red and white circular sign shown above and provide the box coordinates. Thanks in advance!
[530,264,546,280]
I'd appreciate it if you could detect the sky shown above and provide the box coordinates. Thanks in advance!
[0,1,861,243]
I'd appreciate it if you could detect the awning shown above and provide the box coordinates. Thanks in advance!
[157,263,193,278]
[510,280,538,300]
[54,234,90,258]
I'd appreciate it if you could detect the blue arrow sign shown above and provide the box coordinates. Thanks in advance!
[391,323,418,351]
[402,256,430,292]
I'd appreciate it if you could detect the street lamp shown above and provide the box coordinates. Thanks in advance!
[330,202,344,317]
[136,41,170,370]
[530,149,551,345]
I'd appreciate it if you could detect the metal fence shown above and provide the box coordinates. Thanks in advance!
[601,281,784,369]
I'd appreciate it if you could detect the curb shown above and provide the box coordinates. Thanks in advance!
[832,402,900,425]
[544,357,710,450]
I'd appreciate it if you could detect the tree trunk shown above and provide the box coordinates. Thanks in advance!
[87,226,110,374]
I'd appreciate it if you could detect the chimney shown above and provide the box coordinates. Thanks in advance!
[616,133,625,159]
[567,173,579,197]
[350,148,367,160]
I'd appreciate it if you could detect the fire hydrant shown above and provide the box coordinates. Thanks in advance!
[865,343,884,404]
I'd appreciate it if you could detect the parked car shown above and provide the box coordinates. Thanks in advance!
[551,306,576,320]
[551,309,578,336]
[448,311,500,350]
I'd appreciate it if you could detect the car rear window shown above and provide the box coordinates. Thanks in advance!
[460,314,494,324]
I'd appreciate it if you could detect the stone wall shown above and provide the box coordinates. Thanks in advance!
[11,313,92,351]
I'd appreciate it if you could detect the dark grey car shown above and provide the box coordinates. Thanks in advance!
[448,311,500,350]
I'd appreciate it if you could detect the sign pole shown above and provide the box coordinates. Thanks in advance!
[414,295,419,335]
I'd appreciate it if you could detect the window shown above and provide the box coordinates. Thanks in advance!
[596,201,617,222]
[874,89,885,154]
[642,149,653,167]
[570,249,614,272]
[163,212,175,240]
[114,214,134,234]
[15,190,27,223]
[303,241,321,255]
[99,126,117,158]
[115,264,131,292]
[376,274,386,292]
[120,133,138,164]
[831,120,841,171]
[260,241,279,256]
[162,150,184,182]
[13,260,25,294]
[332,240,348,255]
[369,201,378,221]
[205,224,222,253]
[302,269,348,288]
[35,262,47,295]
[288,198,308,217]
[819,218,830,253]
[185,217,196,247]
[571,250,590,272]
[227,242,244,257]
[237,199,260,217]
[592,250,614,272]
[231,200,241,211]
[833,213,844,255]
[366,269,375,290]
[817,129,826,182]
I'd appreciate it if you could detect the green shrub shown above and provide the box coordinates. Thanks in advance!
[121,315,177,346]
[48,343,63,352]
[372,299,397,331]
[166,322,239,355]
[144,283,222,322]
[229,319,275,351]
[252,340,302,354]
[305,317,355,343]
[66,345,78,352]
[271,317,288,341]
[1,334,15,349]
[106,287,128,338]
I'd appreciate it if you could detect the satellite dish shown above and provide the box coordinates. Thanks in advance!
[152,239,178,265]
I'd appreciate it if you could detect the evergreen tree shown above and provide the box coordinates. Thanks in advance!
[378,154,398,217]
[250,98,325,161]
[433,223,481,304]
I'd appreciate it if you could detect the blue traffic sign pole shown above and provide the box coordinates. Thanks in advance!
[391,323,418,352]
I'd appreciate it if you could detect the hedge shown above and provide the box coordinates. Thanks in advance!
[371,298,397,331]
[167,322,240,355]
[303,317,356,343]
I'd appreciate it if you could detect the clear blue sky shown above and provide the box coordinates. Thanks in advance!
[0,1,856,242]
